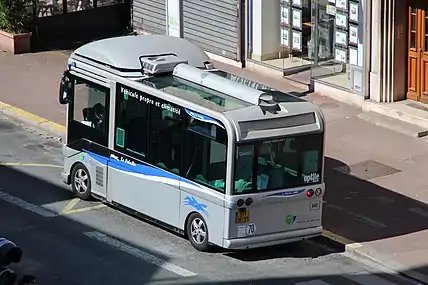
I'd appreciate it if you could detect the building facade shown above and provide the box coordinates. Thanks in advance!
[132,0,420,107]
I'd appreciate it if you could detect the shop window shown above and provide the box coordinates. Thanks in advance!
[247,0,365,92]
[183,113,228,193]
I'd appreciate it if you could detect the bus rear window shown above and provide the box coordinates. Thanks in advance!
[233,132,323,194]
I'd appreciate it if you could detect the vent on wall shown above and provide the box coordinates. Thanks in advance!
[95,166,104,187]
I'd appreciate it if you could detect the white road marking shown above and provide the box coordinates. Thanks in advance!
[0,190,57,218]
[354,214,387,228]
[295,280,330,285]
[326,204,387,228]
[344,271,399,285]
[409,207,428,218]
[83,231,197,277]
[373,196,395,204]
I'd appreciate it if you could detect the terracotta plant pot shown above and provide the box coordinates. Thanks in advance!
[0,29,32,54]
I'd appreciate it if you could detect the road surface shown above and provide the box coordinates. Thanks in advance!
[0,115,420,285]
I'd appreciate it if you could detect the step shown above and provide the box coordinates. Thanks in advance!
[357,111,428,138]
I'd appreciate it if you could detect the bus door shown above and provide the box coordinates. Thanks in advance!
[107,83,181,227]
[67,75,110,198]
[179,109,227,242]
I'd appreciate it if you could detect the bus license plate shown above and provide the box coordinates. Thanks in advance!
[235,208,249,224]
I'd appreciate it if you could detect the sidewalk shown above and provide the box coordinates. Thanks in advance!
[1,51,428,283]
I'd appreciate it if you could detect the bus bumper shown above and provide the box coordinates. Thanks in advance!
[222,226,323,250]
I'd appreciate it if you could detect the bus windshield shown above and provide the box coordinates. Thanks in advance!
[233,132,323,194]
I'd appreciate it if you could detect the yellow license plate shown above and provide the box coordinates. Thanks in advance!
[235,208,249,224]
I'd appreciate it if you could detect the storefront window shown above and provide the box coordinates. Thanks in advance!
[247,0,365,93]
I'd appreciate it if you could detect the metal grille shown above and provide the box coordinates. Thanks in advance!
[183,0,239,60]
[132,0,166,35]
[95,166,104,187]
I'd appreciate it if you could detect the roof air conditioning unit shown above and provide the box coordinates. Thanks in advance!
[140,54,188,75]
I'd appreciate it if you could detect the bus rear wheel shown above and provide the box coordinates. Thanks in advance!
[186,213,210,252]
[71,163,92,201]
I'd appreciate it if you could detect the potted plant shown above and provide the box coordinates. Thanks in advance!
[0,0,32,54]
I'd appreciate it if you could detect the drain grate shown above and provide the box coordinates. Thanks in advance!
[334,160,401,180]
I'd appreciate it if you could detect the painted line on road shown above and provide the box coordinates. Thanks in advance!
[0,190,57,218]
[325,203,387,228]
[295,280,330,285]
[0,162,63,168]
[60,204,107,215]
[60,198,80,213]
[344,271,398,285]
[0,101,65,134]
[84,231,197,277]
[59,198,107,216]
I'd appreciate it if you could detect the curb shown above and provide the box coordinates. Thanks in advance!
[0,101,65,138]
[316,231,428,285]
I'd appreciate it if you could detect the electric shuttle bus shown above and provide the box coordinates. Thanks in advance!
[58,35,325,251]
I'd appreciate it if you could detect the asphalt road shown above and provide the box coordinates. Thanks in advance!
[0,115,421,285]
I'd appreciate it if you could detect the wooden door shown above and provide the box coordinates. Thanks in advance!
[407,1,428,103]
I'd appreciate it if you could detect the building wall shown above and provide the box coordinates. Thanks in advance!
[368,0,407,103]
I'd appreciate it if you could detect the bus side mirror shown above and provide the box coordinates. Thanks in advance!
[59,71,72,105]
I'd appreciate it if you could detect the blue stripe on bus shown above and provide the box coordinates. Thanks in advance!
[83,150,201,189]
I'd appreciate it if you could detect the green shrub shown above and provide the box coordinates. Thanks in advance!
[0,0,31,34]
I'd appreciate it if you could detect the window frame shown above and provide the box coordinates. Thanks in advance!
[67,75,110,147]
[233,131,324,195]
[182,110,228,193]
[113,83,151,162]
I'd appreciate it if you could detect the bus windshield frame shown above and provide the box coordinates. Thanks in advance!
[233,132,324,195]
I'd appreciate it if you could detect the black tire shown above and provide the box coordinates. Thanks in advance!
[70,163,92,201]
[186,213,210,252]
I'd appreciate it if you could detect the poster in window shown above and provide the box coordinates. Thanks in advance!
[349,46,358,65]
[336,0,347,10]
[281,27,290,47]
[326,5,336,16]
[349,24,358,45]
[292,8,302,29]
[292,0,301,7]
[335,47,347,62]
[349,1,359,22]
[335,12,348,28]
[335,30,347,46]
[281,6,290,25]
[292,30,302,51]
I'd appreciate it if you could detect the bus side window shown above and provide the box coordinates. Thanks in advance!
[183,116,227,193]
[148,102,182,174]
[114,87,149,160]
[72,80,107,132]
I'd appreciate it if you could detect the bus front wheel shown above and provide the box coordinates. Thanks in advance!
[186,213,210,252]
[71,163,92,201]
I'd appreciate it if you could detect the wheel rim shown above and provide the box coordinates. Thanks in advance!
[74,168,88,194]
[190,218,207,245]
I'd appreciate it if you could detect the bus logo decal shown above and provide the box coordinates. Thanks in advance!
[183,196,209,216]
[285,215,296,225]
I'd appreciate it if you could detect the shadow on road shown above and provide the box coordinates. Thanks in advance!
[323,157,428,244]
